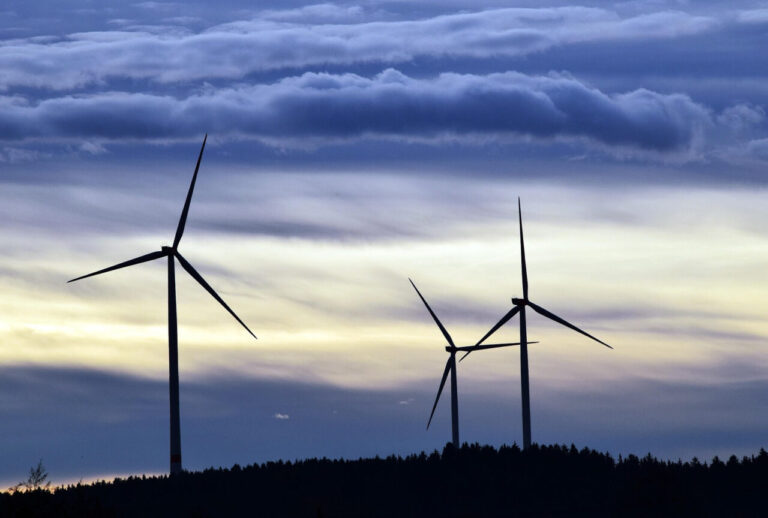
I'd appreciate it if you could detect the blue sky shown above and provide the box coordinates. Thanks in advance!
[2,0,768,487]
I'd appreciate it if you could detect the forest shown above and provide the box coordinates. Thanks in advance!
[3,443,767,517]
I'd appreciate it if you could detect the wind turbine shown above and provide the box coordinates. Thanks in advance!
[68,135,256,475]
[409,279,531,447]
[462,198,611,450]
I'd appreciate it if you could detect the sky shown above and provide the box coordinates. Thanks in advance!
[2,0,768,487]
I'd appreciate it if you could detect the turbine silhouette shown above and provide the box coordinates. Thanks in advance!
[409,279,532,447]
[462,198,611,450]
[68,135,256,475]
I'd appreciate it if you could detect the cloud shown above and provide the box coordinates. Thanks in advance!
[2,4,762,164]
[273,412,290,419]
[736,9,768,24]
[713,137,768,165]
[79,141,108,155]
[744,138,768,160]
[259,3,367,23]
[0,146,49,163]
[0,7,716,90]
[0,69,715,154]
[134,1,180,11]
[716,104,765,133]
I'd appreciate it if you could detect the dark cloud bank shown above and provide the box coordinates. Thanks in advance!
[2,365,767,486]
[0,70,714,154]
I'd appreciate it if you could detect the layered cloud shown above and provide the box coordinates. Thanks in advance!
[1,4,765,163]
[0,69,715,154]
[0,7,717,90]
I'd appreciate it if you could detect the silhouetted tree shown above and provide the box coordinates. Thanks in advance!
[9,460,50,493]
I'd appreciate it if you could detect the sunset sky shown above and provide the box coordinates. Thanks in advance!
[2,0,768,487]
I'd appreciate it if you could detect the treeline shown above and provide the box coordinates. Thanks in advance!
[3,443,768,517]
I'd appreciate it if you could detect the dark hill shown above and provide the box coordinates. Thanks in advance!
[3,443,768,517]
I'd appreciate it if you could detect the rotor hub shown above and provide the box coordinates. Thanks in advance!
[512,297,527,306]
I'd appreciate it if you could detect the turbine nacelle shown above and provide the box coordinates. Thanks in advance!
[511,297,527,306]
[161,246,174,254]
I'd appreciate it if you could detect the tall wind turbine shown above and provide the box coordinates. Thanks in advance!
[409,279,529,447]
[68,135,256,475]
[462,198,611,450]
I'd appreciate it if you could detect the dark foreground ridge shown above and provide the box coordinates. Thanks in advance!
[3,443,768,517]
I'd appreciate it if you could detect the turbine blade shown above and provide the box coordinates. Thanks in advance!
[459,306,520,362]
[477,306,520,347]
[68,250,167,282]
[427,358,452,430]
[519,197,528,300]
[528,301,612,349]
[175,251,257,340]
[409,278,455,347]
[457,342,539,360]
[455,341,529,352]
[173,134,207,249]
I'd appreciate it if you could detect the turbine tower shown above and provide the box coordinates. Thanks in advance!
[409,279,529,447]
[68,135,256,475]
[463,198,611,450]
